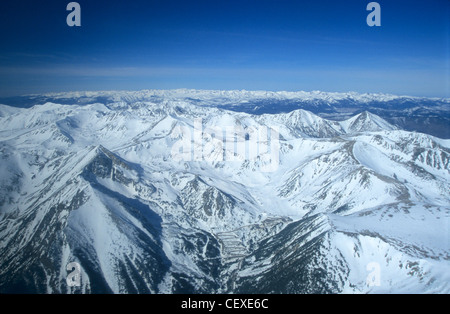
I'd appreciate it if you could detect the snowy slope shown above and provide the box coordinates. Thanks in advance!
[0,90,448,294]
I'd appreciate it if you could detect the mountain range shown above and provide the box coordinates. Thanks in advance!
[0,89,448,293]
[2,89,448,138]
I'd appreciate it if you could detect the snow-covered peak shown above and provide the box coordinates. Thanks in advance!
[341,111,397,133]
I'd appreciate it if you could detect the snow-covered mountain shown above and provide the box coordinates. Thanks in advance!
[2,89,448,138]
[0,90,448,294]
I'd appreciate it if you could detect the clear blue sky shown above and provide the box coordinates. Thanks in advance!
[0,0,448,97]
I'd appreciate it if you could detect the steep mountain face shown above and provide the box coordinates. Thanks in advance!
[0,91,448,294]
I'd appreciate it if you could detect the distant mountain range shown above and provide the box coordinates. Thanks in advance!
[0,90,448,293]
[2,89,449,138]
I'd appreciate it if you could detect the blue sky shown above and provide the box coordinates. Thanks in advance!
[0,0,448,97]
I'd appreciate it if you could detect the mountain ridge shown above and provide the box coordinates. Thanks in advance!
[2,89,447,138]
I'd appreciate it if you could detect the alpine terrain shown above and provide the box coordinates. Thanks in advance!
[0,89,448,294]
